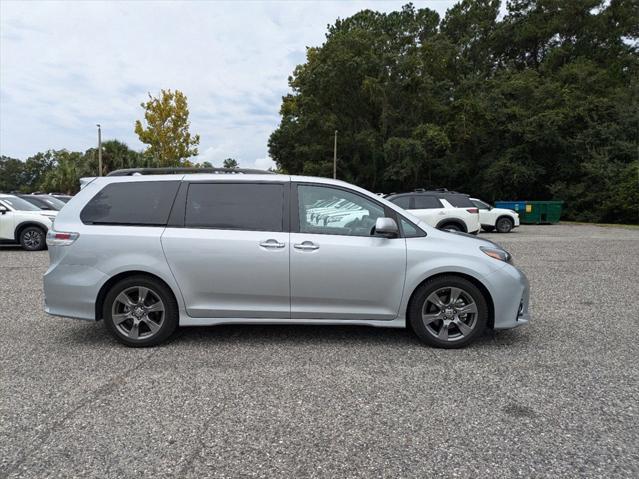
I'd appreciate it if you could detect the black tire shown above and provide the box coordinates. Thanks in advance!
[19,226,46,251]
[439,223,462,232]
[482,225,495,232]
[103,275,178,347]
[408,275,488,349]
[496,217,514,233]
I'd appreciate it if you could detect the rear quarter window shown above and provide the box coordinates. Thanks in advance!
[80,181,180,226]
[389,196,411,209]
[445,195,474,208]
[413,196,442,209]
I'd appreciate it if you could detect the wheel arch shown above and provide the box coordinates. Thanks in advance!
[14,221,48,242]
[406,271,495,329]
[435,218,467,233]
[496,214,515,225]
[95,270,179,321]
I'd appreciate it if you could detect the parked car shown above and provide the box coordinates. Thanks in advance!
[0,194,57,250]
[18,194,67,211]
[470,198,520,233]
[51,194,73,203]
[385,190,480,234]
[43,168,530,348]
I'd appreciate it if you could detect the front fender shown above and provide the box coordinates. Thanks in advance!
[399,236,506,319]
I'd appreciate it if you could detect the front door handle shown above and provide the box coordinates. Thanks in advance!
[259,239,285,249]
[294,241,319,251]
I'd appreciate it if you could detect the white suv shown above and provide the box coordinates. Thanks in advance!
[470,198,520,233]
[0,194,57,250]
[385,191,480,234]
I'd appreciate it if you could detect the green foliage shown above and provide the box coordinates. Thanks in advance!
[0,156,26,192]
[269,0,639,223]
[40,151,83,194]
[223,158,239,169]
[1,141,147,195]
[134,89,200,166]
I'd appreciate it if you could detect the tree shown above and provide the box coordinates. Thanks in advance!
[22,152,55,192]
[223,158,239,169]
[134,89,200,166]
[0,156,26,192]
[269,1,639,223]
[40,150,84,194]
[83,140,142,176]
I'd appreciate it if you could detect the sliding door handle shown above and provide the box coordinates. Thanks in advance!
[294,241,319,251]
[259,239,285,249]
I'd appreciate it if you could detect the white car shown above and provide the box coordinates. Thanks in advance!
[0,194,57,250]
[386,191,480,234]
[470,198,520,233]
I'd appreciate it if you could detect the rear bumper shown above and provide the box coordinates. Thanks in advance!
[43,264,106,320]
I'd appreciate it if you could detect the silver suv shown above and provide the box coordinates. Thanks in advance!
[43,168,530,348]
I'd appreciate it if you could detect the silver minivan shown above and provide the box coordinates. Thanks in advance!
[44,168,530,348]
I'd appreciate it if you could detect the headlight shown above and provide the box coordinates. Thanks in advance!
[480,246,513,264]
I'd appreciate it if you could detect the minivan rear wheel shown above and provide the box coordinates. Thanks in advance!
[103,276,178,347]
[408,276,488,348]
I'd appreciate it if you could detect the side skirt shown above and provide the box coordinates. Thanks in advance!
[179,315,406,329]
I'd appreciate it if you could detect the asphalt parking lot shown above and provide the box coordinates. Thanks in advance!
[1,224,638,478]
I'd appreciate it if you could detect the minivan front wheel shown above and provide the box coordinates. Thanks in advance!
[409,276,488,348]
[103,276,178,347]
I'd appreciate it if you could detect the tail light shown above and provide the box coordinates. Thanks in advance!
[46,230,79,246]
[466,208,479,214]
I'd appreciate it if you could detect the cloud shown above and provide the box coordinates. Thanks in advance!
[254,157,276,170]
[0,0,457,167]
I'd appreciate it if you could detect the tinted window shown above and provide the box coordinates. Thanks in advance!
[445,194,474,208]
[299,185,385,237]
[185,183,283,231]
[81,181,179,226]
[390,196,411,209]
[414,196,442,209]
[1,196,40,211]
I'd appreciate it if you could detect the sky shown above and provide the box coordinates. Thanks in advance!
[0,0,457,170]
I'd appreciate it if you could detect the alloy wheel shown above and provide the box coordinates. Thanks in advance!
[497,218,513,233]
[421,286,478,342]
[111,286,166,340]
[23,229,43,250]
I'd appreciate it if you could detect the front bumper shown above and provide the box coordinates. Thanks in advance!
[484,264,530,329]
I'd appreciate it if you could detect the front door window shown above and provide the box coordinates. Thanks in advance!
[298,185,385,237]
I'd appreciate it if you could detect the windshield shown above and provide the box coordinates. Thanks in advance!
[1,196,41,211]
[36,195,66,210]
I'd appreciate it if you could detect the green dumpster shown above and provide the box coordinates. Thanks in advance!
[519,201,564,224]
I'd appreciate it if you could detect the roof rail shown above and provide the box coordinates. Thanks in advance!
[106,167,274,176]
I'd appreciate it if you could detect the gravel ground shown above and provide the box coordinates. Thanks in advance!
[1,224,638,478]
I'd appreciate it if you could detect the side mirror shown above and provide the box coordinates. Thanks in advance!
[0,205,7,215]
[374,217,399,238]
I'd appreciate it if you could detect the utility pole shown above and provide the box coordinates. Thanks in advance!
[96,124,102,176]
[333,130,337,179]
